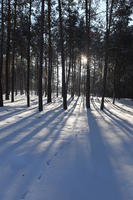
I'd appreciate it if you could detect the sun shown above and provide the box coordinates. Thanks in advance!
[81,55,87,65]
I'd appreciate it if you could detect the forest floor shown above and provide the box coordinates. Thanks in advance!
[0,95,133,200]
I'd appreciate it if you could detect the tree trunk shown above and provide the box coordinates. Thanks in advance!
[78,57,81,97]
[57,56,59,97]
[58,0,67,110]
[11,0,17,102]
[85,0,91,109]
[101,0,114,110]
[47,0,52,103]
[5,0,11,100]
[27,0,32,107]
[92,58,96,96]
[0,0,4,106]
[38,0,45,111]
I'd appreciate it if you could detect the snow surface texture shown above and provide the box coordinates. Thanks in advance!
[0,95,133,200]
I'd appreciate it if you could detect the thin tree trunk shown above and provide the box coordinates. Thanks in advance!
[35,55,38,95]
[11,0,17,102]
[47,0,52,103]
[0,0,4,106]
[44,56,47,97]
[27,0,32,107]
[101,0,114,110]
[5,0,11,100]
[58,0,67,109]
[66,2,72,93]
[92,58,96,96]
[113,64,116,104]
[20,54,24,95]
[85,0,91,109]
[38,0,45,111]
[57,55,59,97]
[78,56,81,97]
[66,56,71,92]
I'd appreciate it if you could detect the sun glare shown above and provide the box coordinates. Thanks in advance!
[81,55,87,65]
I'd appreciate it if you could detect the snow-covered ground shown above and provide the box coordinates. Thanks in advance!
[0,95,133,200]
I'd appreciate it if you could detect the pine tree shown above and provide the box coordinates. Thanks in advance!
[58,0,67,110]
[38,0,45,111]
[47,0,52,103]
[85,0,91,109]
[0,0,4,106]
[5,0,11,100]
[11,0,17,102]
[27,0,32,107]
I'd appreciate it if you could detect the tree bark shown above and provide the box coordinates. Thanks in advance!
[0,0,4,106]
[11,0,17,102]
[38,0,45,111]
[58,0,67,110]
[5,0,11,100]
[57,55,59,97]
[27,0,32,107]
[78,57,81,97]
[85,0,91,109]
[47,0,52,103]
[101,0,114,110]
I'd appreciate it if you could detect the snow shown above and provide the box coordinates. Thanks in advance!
[0,95,133,200]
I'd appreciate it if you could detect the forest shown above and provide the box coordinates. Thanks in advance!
[0,0,133,110]
[0,0,133,200]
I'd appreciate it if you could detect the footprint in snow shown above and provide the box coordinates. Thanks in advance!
[54,152,58,157]
[21,191,28,199]
[37,174,42,180]
[38,116,42,119]
[46,159,51,166]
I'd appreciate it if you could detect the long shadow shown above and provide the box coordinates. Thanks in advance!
[104,108,133,137]
[105,98,133,116]
[0,97,78,155]
[0,97,73,135]
[0,97,79,200]
[91,98,133,156]
[118,98,133,109]
[87,110,122,200]
[0,96,47,122]
[0,104,62,146]
[0,98,39,121]
[91,98,133,138]
[0,106,37,122]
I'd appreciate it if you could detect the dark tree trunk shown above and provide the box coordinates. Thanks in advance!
[0,0,4,106]
[5,0,11,100]
[58,0,67,110]
[44,56,48,97]
[66,2,72,94]
[57,56,59,97]
[35,55,38,95]
[11,0,17,102]
[113,59,117,104]
[85,0,91,109]
[38,0,45,111]
[101,0,114,110]
[27,0,32,107]
[47,0,52,103]
[20,54,24,95]
[78,57,81,97]
[92,58,96,96]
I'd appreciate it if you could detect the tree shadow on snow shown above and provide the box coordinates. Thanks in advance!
[0,97,79,200]
[87,110,123,200]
